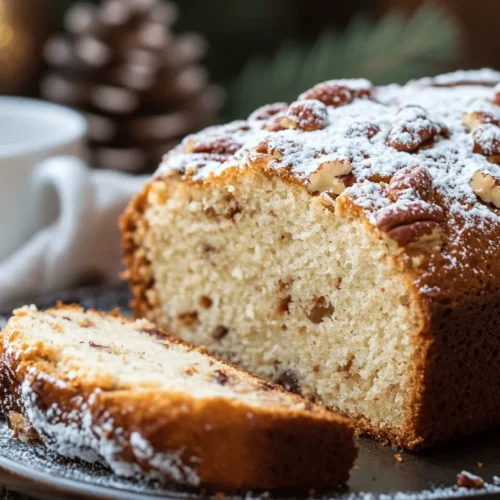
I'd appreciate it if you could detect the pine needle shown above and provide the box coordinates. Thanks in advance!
[228,3,459,119]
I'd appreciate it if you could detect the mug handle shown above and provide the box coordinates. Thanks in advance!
[28,156,92,237]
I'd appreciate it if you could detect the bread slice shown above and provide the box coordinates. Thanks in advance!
[121,69,500,450]
[0,304,356,492]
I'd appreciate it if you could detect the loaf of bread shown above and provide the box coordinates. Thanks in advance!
[121,69,500,450]
[0,304,356,491]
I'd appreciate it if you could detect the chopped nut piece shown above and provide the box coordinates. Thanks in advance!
[470,170,500,208]
[462,111,500,131]
[212,325,229,340]
[457,471,484,489]
[178,311,199,327]
[307,160,353,194]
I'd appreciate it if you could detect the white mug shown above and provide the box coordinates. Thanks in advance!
[0,97,87,262]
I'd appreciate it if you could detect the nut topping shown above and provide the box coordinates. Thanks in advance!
[184,137,241,156]
[472,123,500,159]
[374,200,444,233]
[299,79,372,107]
[462,111,500,131]
[470,170,500,208]
[386,221,444,249]
[388,165,434,202]
[276,100,329,132]
[386,105,449,152]
[307,160,353,194]
[249,102,288,121]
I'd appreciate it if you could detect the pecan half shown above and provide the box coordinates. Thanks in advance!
[374,200,445,250]
[275,100,329,132]
[249,102,288,121]
[387,105,449,152]
[374,200,444,232]
[307,159,353,194]
[299,79,372,107]
[386,221,444,249]
[470,170,500,208]
[388,166,434,202]
[472,123,500,162]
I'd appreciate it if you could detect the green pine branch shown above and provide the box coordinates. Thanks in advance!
[227,4,459,120]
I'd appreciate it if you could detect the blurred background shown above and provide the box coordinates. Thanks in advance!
[1,0,498,173]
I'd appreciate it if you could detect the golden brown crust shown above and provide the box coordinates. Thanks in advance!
[0,304,357,492]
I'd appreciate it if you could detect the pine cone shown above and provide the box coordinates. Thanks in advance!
[41,0,223,173]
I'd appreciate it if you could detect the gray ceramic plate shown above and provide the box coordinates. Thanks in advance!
[0,284,499,500]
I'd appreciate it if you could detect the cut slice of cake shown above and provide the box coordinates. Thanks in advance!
[121,69,500,450]
[0,304,356,492]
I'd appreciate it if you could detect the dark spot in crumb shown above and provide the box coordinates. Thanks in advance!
[336,277,343,290]
[202,244,216,256]
[178,311,198,327]
[226,204,241,219]
[337,357,354,377]
[141,328,167,341]
[62,316,71,321]
[277,295,292,315]
[276,370,302,395]
[204,207,216,218]
[278,279,289,291]
[89,341,111,353]
[214,370,228,385]
[313,365,320,373]
[212,326,229,341]
[199,296,213,309]
[307,296,334,324]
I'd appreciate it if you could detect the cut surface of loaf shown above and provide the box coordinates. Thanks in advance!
[122,69,500,450]
[0,304,356,492]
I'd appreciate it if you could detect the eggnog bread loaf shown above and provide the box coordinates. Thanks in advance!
[122,69,500,450]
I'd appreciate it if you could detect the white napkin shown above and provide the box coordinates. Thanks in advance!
[0,157,147,309]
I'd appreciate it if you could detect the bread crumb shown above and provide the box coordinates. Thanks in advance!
[477,461,484,468]
[394,453,403,462]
